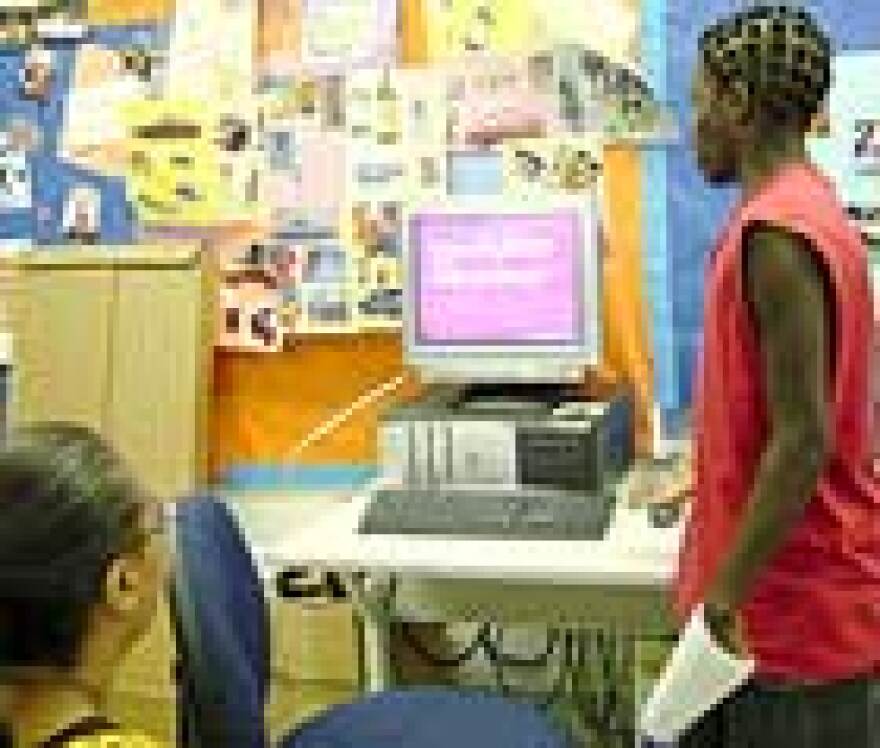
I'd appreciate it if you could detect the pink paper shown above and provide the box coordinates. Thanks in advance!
[294,135,347,212]
[413,211,581,343]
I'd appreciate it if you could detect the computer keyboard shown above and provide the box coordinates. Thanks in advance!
[358,486,616,540]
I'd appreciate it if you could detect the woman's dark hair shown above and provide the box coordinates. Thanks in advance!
[698,4,832,129]
[0,424,148,672]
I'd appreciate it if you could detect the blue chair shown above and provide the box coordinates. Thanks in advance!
[278,687,575,747]
[172,496,269,748]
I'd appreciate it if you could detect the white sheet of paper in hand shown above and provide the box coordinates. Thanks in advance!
[639,605,756,744]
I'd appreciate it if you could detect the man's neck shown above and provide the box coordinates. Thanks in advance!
[5,678,101,748]
[738,131,807,195]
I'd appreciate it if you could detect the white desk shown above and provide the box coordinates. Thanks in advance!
[0,331,10,367]
[257,475,684,693]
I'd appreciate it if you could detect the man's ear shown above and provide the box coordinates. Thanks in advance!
[726,83,755,130]
[102,556,144,615]
[809,103,830,138]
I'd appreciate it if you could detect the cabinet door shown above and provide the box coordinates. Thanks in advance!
[109,265,206,501]
[12,268,114,433]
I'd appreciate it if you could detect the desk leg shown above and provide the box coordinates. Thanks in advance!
[350,573,395,693]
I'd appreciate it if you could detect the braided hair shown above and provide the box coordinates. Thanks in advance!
[699,4,832,130]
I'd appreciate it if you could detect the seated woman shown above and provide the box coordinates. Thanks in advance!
[0,424,168,747]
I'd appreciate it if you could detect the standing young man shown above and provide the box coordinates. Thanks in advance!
[674,5,879,745]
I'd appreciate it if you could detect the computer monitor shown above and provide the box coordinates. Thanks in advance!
[405,196,601,383]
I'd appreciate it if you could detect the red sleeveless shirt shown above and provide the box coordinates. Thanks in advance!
[673,162,880,682]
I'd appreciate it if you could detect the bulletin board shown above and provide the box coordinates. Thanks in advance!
[0,0,667,466]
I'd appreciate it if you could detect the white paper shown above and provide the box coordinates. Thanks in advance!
[639,606,755,744]
[301,0,396,73]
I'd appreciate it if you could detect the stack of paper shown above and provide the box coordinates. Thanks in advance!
[639,606,755,744]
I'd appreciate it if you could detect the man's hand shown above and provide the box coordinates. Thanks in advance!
[629,449,694,507]
[704,591,749,660]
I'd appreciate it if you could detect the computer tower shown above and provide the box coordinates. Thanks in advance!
[379,385,634,495]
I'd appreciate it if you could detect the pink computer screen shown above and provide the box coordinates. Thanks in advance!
[412,211,582,343]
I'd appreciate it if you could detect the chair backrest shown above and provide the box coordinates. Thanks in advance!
[278,687,574,748]
[172,496,269,748]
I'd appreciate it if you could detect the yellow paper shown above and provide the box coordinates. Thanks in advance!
[399,0,428,66]
[87,0,174,25]
[425,0,640,65]
[121,99,252,224]
[426,0,534,60]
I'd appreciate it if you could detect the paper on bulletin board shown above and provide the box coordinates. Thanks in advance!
[424,0,639,66]
[531,0,640,67]
[399,0,429,66]
[448,54,554,146]
[294,133,349,214]
[349,142,411,202]
[166,0,255,111]
[120,98,254,225]
[501,137,604,199]
[87,0,174,25]
[300,0,397,73]
[257,0,301,77]
[808,51,880,210]
[397,68,449,145]
[424,0,533,60]
[61,44,148,175]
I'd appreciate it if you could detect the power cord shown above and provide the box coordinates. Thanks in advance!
[286,372,409,460]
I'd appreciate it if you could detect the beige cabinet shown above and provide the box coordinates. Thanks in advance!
[5,246,213,500]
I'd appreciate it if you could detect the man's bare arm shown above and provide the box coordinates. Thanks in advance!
[709,226,832,609]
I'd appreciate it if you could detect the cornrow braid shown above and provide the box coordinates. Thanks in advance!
[699,4,832,128]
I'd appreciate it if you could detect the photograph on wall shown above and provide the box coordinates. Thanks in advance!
[348,199,404,327]
[345,66,402,146]
[0,129,32,211]
[218,270,287,353]
[502,138,602,197]
[298,284,358,333]
[61,184,101,243]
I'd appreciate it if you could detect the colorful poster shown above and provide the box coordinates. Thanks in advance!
[61,44,152,175]
[502,138,603,198]
[120,98,256,224]
[447,54,554,146]
[348,199,404,327]
[218,274,287,352]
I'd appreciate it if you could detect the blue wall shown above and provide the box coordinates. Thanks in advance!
[659,0,880,412]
